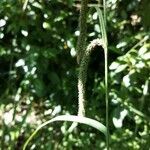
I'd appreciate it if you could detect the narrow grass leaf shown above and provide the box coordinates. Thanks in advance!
[23,115,107,150]
[95,6,109,150]
[95,6,107,47]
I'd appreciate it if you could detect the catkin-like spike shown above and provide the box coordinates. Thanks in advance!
[78,39,104,116]
[76,0,88,64]
[68,0,88,132]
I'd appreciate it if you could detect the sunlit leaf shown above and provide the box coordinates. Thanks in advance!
[23,115,107,150]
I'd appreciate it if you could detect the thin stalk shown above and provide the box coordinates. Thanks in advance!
[95,5,109,149]
[129,35,149,52]
[95,4,109,150]
[103,0,107,28]
[104,47,109,150]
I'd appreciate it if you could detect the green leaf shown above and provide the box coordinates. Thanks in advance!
[95,6,107,47]
[23,115,107,150]
[141,52,150,60]
[113,107,128,128]
[115,64,128,73]
[109,62,120,70]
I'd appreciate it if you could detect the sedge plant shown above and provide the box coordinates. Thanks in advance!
[23,1,109,149]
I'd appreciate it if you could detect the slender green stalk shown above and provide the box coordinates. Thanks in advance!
[129,35,149,52]
[104,47,109,150]
[103,0,107,28]
[95,6,109,150]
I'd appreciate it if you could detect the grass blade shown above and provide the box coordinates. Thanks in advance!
[95,6,107,47]
[23,115,107,150]
[95,6,109,150]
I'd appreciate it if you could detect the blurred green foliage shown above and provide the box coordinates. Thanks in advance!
[0,0,150,150]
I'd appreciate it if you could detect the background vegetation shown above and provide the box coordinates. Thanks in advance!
[0,0,150,149]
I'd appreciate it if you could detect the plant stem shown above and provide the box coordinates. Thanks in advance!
[104,46,109,150]
[103,0,107,28]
